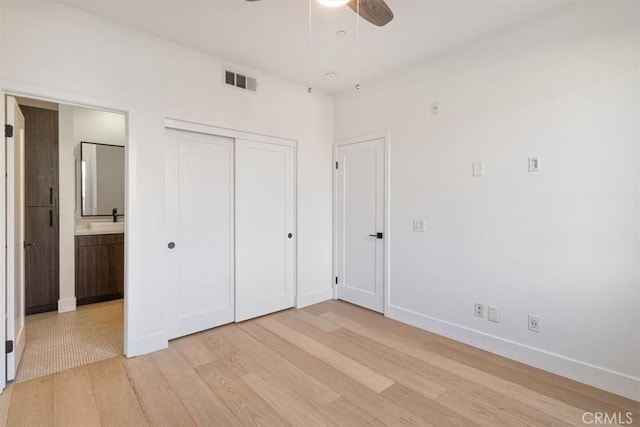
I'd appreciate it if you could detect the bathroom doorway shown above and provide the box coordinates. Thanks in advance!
[3,95,128,383]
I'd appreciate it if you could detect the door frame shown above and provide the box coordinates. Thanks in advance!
[0,80,135,392]
[163,117,299,309]
[333,132,390,314]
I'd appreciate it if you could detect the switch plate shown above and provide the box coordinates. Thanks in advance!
[413,219,426,232]
[488,305,499,323]
[528,156,541,172]
[472,161,485,177]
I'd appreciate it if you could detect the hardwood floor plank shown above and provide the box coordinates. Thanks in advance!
[242,370,335,426]
[290,309,341,332]
[171,333,218,368]
[317,396,386,426]
[196,358,290,426]
[0,384,14,426]
[322,311,589,425]
[381,383,479,427]
[53,366,101,426]
[151,347,238,426]
[426,340,640,419]
[6,375,53,427]
[217,324,340,406]
[86,357,148,427]
[277,313,447,400]
[123,354,196,426]
[257,316,395,393]
[239,321,429,426]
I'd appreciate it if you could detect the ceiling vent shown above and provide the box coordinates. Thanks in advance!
[224,69,257,93]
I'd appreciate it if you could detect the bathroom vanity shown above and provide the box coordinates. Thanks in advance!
[75,231,124,305]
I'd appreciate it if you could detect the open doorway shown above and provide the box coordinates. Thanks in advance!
[5,95,127,383]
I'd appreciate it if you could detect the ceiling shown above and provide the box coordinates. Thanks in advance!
[55,0,568,92]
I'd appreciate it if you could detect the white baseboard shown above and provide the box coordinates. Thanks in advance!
[385,304,640,402]
[297,288,333,309]
[57,297,76,313]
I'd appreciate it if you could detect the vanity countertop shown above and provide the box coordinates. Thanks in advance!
[75,228,124,236]
[75,222,125,236]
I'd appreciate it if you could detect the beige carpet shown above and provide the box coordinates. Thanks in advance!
[16,299,124,383]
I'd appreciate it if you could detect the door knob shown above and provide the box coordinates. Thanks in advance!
[168,242,176,249]
[287,233,293,239]
[368,233,383,239]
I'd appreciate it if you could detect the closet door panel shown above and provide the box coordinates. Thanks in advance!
[235,139,295,322]
[166,131,234,339]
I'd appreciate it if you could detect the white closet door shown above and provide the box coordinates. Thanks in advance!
[166,131,234,339]
[235,139,295,322]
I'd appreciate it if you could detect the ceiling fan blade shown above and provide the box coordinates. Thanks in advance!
[347,0,394,27]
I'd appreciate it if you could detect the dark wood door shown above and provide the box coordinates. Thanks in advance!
[22,106,58,208]
[24,207,59,314]
[22,105,59,314]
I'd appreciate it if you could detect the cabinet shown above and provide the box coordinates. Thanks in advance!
[22,106,59,315]
[75,234,124,305]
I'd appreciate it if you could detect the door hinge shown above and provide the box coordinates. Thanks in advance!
[335,276,338,285]
[5,340,13,354]
[5,124,14,138]
[335,161,338,170]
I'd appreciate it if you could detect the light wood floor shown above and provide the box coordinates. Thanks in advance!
[0,300,637,426]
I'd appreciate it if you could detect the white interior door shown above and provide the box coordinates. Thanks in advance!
[166,131,234,339]
[235,139,295,322]
[336,138,385,313]
[5,96,26,380]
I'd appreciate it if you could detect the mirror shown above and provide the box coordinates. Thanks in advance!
[80,141,125,217]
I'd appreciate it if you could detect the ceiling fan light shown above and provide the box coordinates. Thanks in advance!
[317,0,349,8]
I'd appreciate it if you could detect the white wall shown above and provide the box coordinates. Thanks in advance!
[58,104,75,312]
[334,2,640,400]
[1,0,334,355]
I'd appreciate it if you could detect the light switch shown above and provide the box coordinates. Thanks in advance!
[488,305,500,323]
[528,156,541,172]
[413,219,426,232]
[472,161,485,177]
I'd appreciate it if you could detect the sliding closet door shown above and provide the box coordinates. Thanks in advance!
[166,131,234,339]
[235,139,295,322]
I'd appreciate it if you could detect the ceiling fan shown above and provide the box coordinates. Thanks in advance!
[245,0,394,27]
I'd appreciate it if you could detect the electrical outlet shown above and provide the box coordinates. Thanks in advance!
[413,219,426,232]
[528,315,541,332]
[488,305,499,323]
[474,303,484,318]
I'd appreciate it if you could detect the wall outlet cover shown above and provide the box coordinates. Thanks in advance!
[474,303,484,317]
[528,314,541,332]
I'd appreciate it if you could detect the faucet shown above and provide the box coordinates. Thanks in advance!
[112,208,118,223]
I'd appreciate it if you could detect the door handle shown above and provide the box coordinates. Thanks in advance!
[368,233,383,239]
[168,242,176,249]
[24,241,35,248]
[49,209,53,227]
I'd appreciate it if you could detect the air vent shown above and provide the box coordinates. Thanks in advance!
[223,69,257,93]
